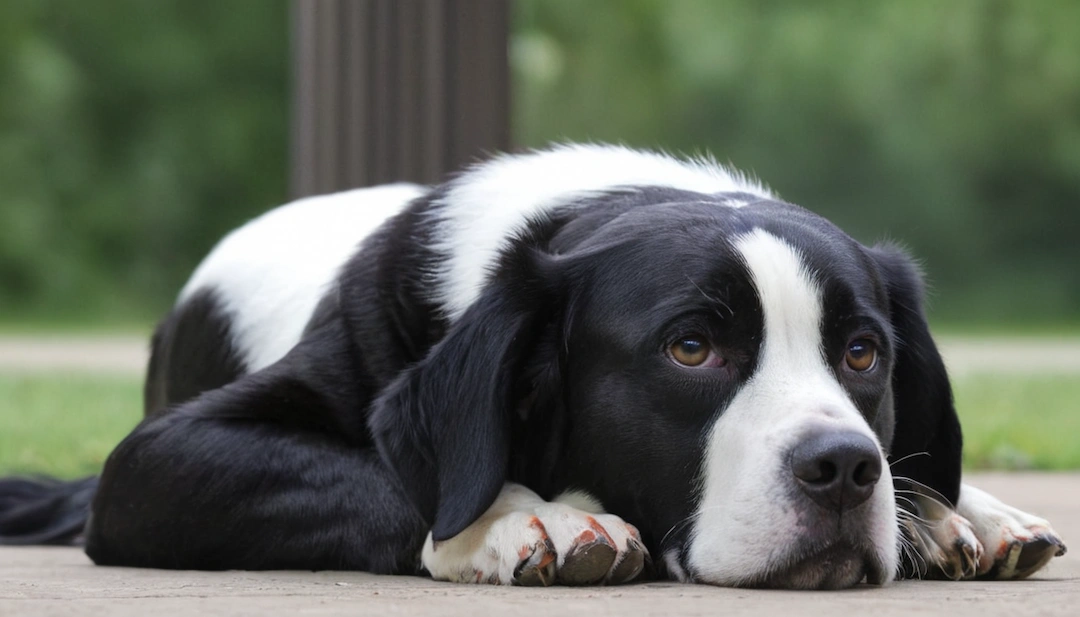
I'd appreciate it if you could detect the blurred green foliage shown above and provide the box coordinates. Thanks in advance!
[0,0,288,323]
[0,1,1077,326]
[515,0,1080,324]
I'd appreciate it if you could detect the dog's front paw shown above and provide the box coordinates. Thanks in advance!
[901,503,983,580]
[958,485,1067,580]
[422,509,558,585]
[421,484,648,586]
[529,504,647,585]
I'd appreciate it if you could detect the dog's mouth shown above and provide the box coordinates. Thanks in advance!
[682,539,891,590]
[751,542,887,590]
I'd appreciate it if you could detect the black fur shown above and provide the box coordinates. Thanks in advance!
[871,245,963,506]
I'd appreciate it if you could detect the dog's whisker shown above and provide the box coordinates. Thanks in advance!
[894,515,929,579]
[659,503,734,551]
[659,510,704,551]
[894,497,935,524]
[892,476,952,509]
[889,451,931,467]
[896,533,925,579]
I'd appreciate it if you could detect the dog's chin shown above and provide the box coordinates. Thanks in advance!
[754,543,887,590]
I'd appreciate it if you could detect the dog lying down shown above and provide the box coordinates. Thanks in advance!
[0,144,1066,589]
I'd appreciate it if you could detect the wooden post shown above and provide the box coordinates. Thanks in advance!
[290,0,510,198]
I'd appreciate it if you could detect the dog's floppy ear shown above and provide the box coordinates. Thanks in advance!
[369,245,557,542]
[870,245,963,507]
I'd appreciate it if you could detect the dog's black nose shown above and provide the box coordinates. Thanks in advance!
[790,431,882,513]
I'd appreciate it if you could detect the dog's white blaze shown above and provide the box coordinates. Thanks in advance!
[180,184,426,371]
[687,229,897,585]
[431,144,773,321]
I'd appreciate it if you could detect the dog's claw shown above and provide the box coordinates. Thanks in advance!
[979,533,1067,580]
[559,536,617,585]
[513,540,558,586]
[957,536,981,579]
[608,537,647,584]
[939,541,977,581]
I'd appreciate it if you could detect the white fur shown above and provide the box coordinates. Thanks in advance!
[430,144,773,321]
[180,183,425,371]
[552,489,606,515]
[686,229,898,585]
[422,483,644,585]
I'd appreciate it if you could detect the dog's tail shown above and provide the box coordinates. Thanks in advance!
[0,475,97,545]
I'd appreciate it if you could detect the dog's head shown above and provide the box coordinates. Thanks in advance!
[371,169,960,590]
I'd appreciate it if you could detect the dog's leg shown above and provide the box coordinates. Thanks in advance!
[85,325,433,572]
[421,483,648,586]
[898,483,1066,580]
[86,406,430,572]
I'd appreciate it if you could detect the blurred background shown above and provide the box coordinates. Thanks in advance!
[0,0,1077,476]
[2,0,1078,327]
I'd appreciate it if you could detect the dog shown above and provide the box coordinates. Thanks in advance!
[0,144,1066,589]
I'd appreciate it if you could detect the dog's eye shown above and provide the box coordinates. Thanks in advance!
[669,336,724,368]
[845,339,878,372]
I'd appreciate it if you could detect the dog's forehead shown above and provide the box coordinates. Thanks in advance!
[564,208,749,318]
[570,199,881,313]
[736,201,883,289]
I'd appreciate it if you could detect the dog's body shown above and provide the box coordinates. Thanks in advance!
[2,144,1065,588]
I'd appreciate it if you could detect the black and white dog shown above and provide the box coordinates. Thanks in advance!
[1,144,1066,588]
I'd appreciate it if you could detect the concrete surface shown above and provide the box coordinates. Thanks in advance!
[3,334,1080,376]
[939,336,1080,377]
[0,335,148,375]
[1,472,1076,616]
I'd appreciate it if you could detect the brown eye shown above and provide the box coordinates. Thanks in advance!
[845,339,878,372]
[669,336,714,367]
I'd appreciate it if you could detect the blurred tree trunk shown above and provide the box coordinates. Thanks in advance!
[290,0,510,198]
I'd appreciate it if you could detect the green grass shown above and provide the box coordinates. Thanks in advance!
[0,374,142,478]
[954,374,1080,470]
[0,372,1076,478]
